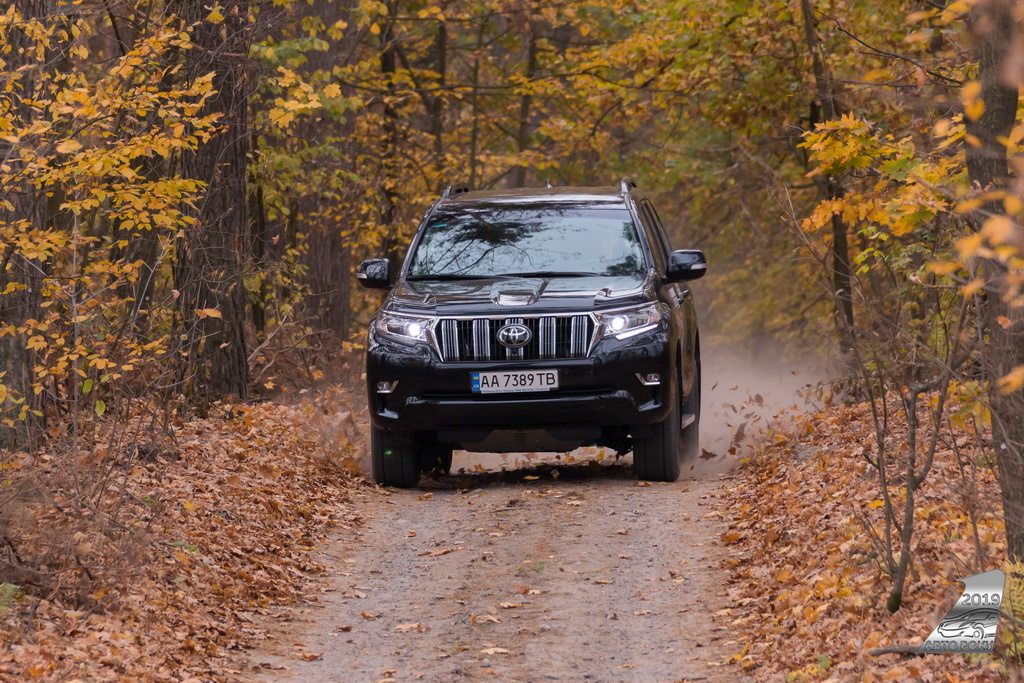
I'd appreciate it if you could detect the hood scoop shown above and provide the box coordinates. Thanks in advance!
[490,279,544,307]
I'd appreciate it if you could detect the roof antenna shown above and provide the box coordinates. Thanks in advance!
[545,179,553,188]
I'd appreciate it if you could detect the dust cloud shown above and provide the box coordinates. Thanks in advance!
[456,342,824,476]
[696,343,824,475]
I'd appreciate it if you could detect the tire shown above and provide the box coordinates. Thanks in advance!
[632,379,682,482]
[370,425,421,488]
[681,361,701,462]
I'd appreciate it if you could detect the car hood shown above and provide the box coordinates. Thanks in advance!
[385,274,653,316]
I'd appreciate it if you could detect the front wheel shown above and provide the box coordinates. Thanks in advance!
[370,425,421,488]
[632,381,682,482]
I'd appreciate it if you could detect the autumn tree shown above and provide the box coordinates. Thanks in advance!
[175,0,253,401]
[964,0,1024,562]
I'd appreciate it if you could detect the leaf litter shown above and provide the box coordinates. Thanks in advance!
[0,390,368,680]
[718,395,1012,680]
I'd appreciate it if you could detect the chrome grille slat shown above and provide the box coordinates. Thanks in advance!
[539,317,555,359]
[436,314,594,363]
[570,316,587,358]
[440,319,460,361]
[472,319,491,360]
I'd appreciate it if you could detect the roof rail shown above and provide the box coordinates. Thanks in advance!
[619,176,637,194]
[441,183,470,199]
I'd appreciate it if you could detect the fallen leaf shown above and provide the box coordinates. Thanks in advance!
[298,652,323,661]
[480,647,510,655]
[498,602,522,609]
[470,613,500,624]
[395,622,428,632]
[361,612,379,620]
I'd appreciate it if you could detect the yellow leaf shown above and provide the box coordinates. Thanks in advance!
[207,7,225,22]
[369,22,381,35]
[868,499,884,509]
[56,139,82,154]
[997,366,1024,394]
[195,308,222,318]
[965,99,985,121]
[322,83,341,99]
[981,214,1015,245]
[927,261,960,275]
[962,279,984,296]
[956,231,985,258]
[962,80,982,102]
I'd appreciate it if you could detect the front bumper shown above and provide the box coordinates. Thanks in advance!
[366,323,675,436]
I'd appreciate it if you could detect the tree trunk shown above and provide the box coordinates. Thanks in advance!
[175,0,251,401]
[965,0,1024,562]
[0,0,66,448]
[512,27,538,188]
[800,0,856,364]
[429,18,447,178]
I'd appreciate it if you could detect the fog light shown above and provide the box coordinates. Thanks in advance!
[636,373,660,386]
[376,381,398,394]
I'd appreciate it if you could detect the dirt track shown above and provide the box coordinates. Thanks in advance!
[245,453,739,682]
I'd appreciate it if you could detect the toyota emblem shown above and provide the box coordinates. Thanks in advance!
[496,323,532,348]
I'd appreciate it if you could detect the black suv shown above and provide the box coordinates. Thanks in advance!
[357,179,706,487]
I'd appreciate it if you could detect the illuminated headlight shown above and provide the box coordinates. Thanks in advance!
[375,312,434,345]
[595,304,663,341]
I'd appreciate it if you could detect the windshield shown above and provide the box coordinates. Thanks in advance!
[406,207,647,279]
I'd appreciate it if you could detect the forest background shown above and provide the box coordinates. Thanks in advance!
[3,0,1024,677]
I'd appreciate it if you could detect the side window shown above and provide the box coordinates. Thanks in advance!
[637,200,667,271]
[642,199,672,254]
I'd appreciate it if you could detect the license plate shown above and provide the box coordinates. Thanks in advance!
[471,370,559,393]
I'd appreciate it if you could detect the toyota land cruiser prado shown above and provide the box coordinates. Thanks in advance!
[357,178,707,487]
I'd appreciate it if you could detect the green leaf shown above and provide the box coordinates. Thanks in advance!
[95,399,106,416]
[82,378,93,394]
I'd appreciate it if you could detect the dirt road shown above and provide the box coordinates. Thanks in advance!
[246,453,738,682]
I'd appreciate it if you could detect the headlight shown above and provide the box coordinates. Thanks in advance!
[595,304,663,340]
[374,312,434,345]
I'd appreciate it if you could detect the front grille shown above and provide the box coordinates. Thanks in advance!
[436,315,595,362]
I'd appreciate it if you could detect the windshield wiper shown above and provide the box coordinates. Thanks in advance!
[493,271,601,278]
[406,273,506,281]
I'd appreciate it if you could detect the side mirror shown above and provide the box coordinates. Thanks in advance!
[666,249,707,282]
[356,258,391,289]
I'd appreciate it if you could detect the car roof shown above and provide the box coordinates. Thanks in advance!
[437,186,638,210]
